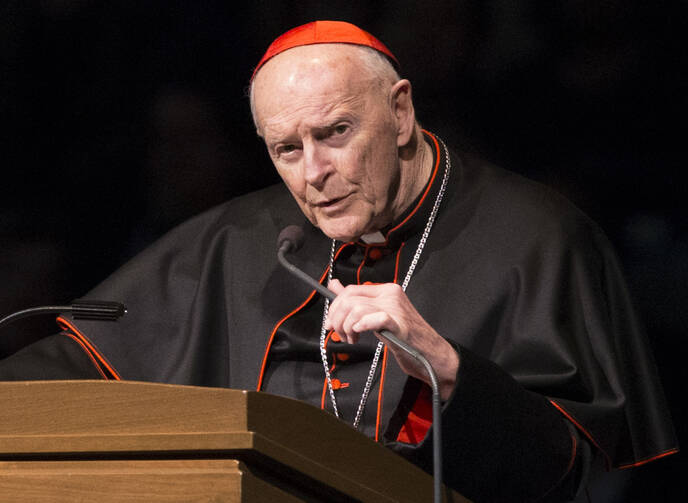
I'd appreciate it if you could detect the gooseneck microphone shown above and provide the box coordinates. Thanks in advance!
[277,226,338,302]
[0,300,126,330]
[277,225,444,503]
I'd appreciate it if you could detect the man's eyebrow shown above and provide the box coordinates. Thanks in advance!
[318,113,359,130]
[261,124,291,144]
[327,114,356,125]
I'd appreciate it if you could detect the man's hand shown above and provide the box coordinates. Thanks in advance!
[324,279,459,400]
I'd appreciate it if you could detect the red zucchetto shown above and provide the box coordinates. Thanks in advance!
[251,20,399,81]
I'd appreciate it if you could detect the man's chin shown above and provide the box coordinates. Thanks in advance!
[321,229,360,243]
[316,218,367,243]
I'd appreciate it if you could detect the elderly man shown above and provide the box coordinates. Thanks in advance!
[0,21,677,502]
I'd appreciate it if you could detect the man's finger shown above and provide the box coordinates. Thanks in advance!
[327,278,346,295]
[352,311,398,336]
[328,282,391,299]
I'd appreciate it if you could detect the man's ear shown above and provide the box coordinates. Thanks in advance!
[390,79,415,147]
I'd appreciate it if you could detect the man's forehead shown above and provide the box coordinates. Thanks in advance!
[254,44,372,88]
[260,92,363,139]
[252,45,378,129]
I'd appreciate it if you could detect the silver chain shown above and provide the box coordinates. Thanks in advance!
[319,136,451,430]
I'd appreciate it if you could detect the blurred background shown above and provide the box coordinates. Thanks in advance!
[1,1,685,499]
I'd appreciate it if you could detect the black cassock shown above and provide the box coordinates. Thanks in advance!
[1,132,677,502]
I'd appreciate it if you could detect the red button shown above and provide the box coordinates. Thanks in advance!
[330,332,342,342]
[369,248,383,261]
[331,378,350,390]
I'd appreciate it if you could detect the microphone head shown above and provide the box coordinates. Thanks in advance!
[277,225,305,253]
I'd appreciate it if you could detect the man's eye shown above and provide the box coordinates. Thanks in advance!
[277,144,298,156]
[333,124,349,135]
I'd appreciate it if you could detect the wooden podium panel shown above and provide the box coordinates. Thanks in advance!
[0,381,468,502]
[0,459,299,502]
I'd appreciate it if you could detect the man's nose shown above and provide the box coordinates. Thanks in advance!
[303,142,332,188]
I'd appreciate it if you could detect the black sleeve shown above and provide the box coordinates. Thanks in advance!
[388,345,593,502]
[384,208,676,501]
[0,333,106,381]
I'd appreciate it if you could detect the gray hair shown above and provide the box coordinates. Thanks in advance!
[249,44,401,134]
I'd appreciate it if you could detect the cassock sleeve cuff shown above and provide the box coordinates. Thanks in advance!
[387,343,579,502]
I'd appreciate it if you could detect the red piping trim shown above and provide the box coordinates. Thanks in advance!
[386,131,441,239]
[393,242,405,280]
[321,368,329,408]
[551,399,679,471]
[374,347,388,442]
[356,246,369,284]
[257,242,351,391]
[618,448,679,469]
[61,332,108,380]
[548,399,611,470]
[357,130,441,249]
[372,244,403,441]
[56,317,121,380]
[257,292,319,391]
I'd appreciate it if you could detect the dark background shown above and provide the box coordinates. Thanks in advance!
[1,1,685,500]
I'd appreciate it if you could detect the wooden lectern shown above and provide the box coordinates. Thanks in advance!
[0,381,468,502]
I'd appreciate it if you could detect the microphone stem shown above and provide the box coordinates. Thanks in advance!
[376,329,443,503]
[277,243,444,503]
[0,301,126,330]
[278,243,336,302]
[0,306,71,329]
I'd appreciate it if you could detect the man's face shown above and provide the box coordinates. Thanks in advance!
[252,45,402,242]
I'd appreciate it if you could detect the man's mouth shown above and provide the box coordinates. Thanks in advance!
[315,195,347,207]
[312,193,353,213]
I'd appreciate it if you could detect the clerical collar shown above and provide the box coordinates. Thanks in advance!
[360,231,386,244]
[355,130,443,250]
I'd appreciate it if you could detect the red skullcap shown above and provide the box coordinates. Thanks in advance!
[251,21,399,81]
